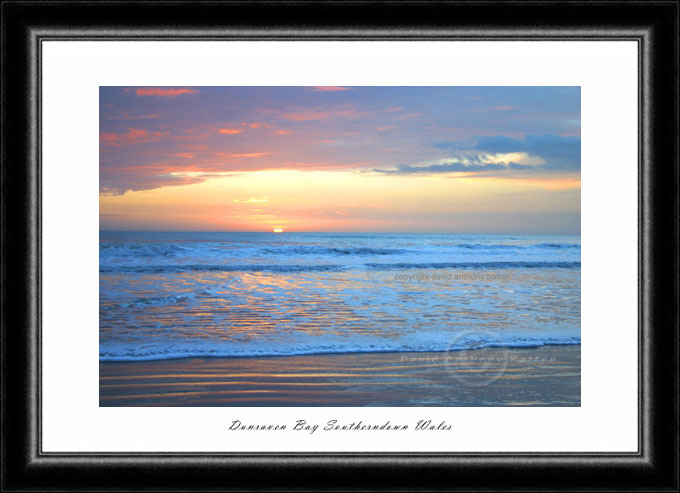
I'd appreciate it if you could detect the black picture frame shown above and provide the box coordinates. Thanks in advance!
[2,1,678,491]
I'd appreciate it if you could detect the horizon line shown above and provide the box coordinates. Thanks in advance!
[99,229,581,235]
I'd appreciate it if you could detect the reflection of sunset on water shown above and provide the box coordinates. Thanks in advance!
[100,240,580,356]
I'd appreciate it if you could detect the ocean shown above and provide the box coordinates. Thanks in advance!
[99,232,581,362]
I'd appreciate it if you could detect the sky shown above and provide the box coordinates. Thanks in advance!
[99,86,580,233]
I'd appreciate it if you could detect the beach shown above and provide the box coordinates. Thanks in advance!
[100,344,580,406]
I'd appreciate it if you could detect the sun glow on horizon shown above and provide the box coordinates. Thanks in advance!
[99,168,580,234]
[99,87,580,234]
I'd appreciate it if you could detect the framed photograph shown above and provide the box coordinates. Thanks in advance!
[2,1,678,490]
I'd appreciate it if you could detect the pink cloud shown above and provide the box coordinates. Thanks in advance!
[181,144,209,151]
[100,128,168,147]
[170,130,214,143]
[311,86,352,92]
[494,105,514,110]
[218,128,243,135]
[110,113,163,121]
[395,112,422,121]
[99,165,207,195]
[126,128,149,140]
[376,126,394,131]
[275,130,292,135]
[100,133,121,147]
[100,156,375,194]
[131,87,199,97]
[278,161,370,170]
[241,122,272,129]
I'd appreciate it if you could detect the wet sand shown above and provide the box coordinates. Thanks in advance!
[100,345,580,407]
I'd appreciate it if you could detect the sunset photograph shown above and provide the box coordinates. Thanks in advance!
[99,86,581,406]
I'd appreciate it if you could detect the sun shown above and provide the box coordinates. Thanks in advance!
[273,228,284,233]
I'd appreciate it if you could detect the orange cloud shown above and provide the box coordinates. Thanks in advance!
[176,153,195,159]
[217,152,271,158]
[520,177,581,190]
[276,130,292,135]
[132,87,199,97]
[218,128,243,135]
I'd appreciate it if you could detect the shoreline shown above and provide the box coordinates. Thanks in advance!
[99,341,581,364]
[100,344,580,407]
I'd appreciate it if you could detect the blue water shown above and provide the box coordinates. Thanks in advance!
[99,232,581,361]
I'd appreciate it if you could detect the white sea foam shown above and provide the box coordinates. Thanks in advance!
[99,232,581,362]
[99,332,582,362]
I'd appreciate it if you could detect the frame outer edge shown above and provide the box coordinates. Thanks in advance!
[1,1,678,491]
